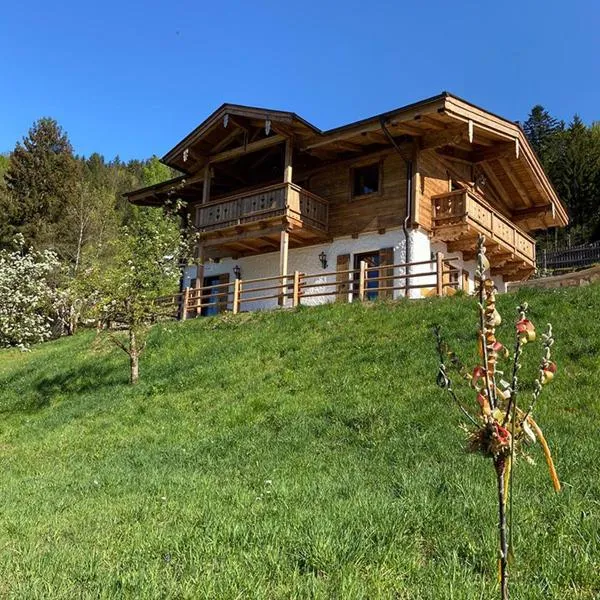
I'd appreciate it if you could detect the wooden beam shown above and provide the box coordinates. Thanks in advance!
[279,230,289,306]
[479,163,514,215]
[231,240,263,252]
[419,126,466,151]
[246,145,281,171]
[419,115,447,130]
[387,121,425,136]
[512,205,552,224]
[447,237,478,253]
[472,141,518,163]
[201,225,284,248]
[498,158,531,206]
[213,162,247,186]
[202,164,211,204]
[435,146,474,164]
[333,140,364,152]
[283,137,293,184]
[270,122,297,138]
[211,127,245,154]
[208,134,285,164]
[194,244,205,316]
[411,144,421,225]
[259,236,280,249]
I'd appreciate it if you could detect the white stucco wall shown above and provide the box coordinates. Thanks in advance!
[184,227,441,311]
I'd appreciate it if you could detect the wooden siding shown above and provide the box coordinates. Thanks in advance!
[418,150,450,230]
[307,153,408,238]
[417,149,515,233]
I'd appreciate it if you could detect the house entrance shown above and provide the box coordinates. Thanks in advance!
[353,251,380,300]
[199,274,230,316]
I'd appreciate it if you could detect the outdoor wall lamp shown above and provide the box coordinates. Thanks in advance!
[233,265,242,279]
[318,251,328,269]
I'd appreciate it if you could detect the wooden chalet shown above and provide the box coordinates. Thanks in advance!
[126,92,568,315]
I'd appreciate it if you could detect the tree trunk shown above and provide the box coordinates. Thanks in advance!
[495,457,509,600]
[129,329,139,385]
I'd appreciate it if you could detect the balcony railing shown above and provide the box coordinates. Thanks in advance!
[432,189,536,265]
[195,182,328,234]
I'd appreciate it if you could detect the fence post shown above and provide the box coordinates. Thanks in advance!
[232,278,241,315]
[436,252,444,297]
[359,260,367,302]
[543,249,547,272]
[181,287,190,321]
[292,271,301,307]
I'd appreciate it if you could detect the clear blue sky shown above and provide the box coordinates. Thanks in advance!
[1,0,598,161]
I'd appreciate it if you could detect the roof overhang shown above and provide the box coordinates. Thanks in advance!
[161,103,320,173]
[135,92,568,230]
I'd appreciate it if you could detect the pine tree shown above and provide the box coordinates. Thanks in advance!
[554,116,600,240]
[3,118,79,249]
[523,105,562,165]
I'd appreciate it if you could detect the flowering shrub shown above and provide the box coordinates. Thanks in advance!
[0,235,60,350]
[434,235,560,600]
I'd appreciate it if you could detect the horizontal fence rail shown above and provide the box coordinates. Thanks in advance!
[155,253,468,320]
[538,242,600,271]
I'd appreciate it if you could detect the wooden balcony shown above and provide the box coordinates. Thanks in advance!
[195,182,329,255]
[432,189,536,280]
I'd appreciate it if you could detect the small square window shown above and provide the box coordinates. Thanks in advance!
[352,163,380,197]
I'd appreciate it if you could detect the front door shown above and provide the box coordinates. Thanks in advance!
[353,252,380,300]
[202,275,222,316]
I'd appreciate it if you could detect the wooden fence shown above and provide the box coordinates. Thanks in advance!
[156,253,463,320]
[538,242,600,272]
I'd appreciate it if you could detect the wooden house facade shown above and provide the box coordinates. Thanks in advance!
[126,92,567,313]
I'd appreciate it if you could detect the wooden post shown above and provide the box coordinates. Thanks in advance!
[202,163,211,204]
[436,251,444,297]
[283,137,293,184]
[358,260,367,302]
[181,287,190,321]
[292,271,301,307]
[232,278,241,315]
[195,244,205,316]
[279,230,289,306]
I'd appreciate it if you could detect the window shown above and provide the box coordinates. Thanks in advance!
[352,163,380,197]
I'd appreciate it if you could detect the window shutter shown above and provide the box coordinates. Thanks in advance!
[336,254,350,301]
[217,273,230,313]
[378,247,394,299]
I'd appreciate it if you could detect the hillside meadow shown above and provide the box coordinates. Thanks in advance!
[0,284,598,599]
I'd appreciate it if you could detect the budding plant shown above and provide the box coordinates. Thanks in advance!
[434,235,561,600]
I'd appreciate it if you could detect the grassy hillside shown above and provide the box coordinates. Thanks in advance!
[0,285,599,599]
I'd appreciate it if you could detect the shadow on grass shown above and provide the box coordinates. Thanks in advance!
[0,358,125,414]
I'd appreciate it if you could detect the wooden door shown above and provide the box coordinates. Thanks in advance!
[336,254,350,301]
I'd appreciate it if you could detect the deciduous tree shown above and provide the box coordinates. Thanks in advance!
[91,207,180,384]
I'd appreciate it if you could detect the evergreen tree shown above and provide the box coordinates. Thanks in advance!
[3,118,79,249]
[523,105,562,164]
[554,116,600,241]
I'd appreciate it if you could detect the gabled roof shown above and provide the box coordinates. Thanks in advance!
[148,92,568,229]
[161,103,320,173]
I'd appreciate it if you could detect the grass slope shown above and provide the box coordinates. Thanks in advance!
[0,285,599,599]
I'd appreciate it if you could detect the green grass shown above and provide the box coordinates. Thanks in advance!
[0,285,599,599]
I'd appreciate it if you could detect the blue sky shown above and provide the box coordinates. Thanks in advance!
[1,0,598,160]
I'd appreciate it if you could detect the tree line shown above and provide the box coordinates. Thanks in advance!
[0,118,184,381]
[523,106,600,247]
